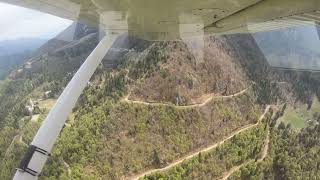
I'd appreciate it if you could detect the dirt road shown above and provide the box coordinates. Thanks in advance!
[122,88,249,108]
[129,105,270,180]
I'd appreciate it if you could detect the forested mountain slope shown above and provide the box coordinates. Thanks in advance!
[0,38,47,79]
[0,52,30,79]
[128,37,249,105]
[0,23,320,180]
[229,117,320,180]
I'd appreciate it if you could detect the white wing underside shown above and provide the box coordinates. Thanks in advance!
[1,0,320,40]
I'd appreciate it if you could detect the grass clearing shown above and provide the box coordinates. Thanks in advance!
[31,114,40,122]
[277,96,320,130]
[38,99,56,110]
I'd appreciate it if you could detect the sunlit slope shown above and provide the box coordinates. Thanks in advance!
[128,36,249,105]
[1,22,320,180]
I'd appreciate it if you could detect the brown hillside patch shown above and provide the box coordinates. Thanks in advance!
[130,36,249,105]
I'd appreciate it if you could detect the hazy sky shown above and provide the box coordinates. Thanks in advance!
[0,2,72,41]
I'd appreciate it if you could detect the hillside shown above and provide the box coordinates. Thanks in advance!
[0,23,320,180]
[0,38,47,79]
[229,116,320,180]
[0,38,46,56]
[128,37,249,105]
[142,109,271,180]
[0,52,30,79]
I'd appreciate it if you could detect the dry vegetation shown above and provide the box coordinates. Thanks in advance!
[130,36,249,105]
[47,89,262,179]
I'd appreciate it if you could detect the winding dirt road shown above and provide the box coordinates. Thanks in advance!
[259,127,270,162]
[4,134,27,157]
[63,159,72,180]
[4,135,19,157]
[129,105,270,180]
[220,126,270,180]
[122,88,249,108]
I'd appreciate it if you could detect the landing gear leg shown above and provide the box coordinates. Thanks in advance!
[13,33,118,180]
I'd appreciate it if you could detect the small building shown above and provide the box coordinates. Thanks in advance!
[44,91,52,98]
[25,99,35,115]
[25,62,32,69]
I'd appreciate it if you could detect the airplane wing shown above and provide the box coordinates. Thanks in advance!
[1,0,320,40]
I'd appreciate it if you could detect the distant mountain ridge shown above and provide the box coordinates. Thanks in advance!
[0,38,47,56]
[0,22,101,80]
[0,38,48,79]
[253,25,320,70]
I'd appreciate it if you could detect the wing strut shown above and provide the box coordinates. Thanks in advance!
[13,33,118,180]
